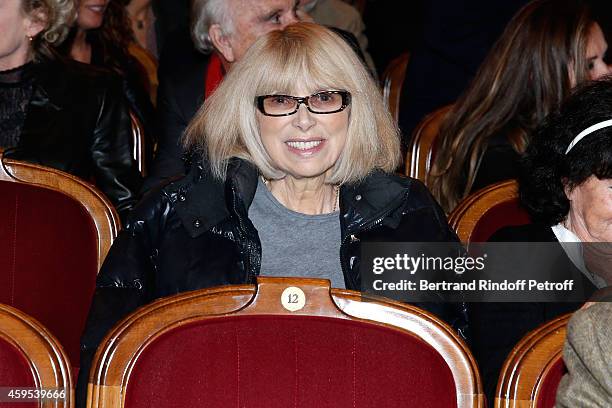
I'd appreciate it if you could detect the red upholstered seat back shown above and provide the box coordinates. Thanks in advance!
[536,358,567,408]
[449,180,531,244]
[125,315,457,408]
[0,180,98,370]
[0,336,37,408]
[469,200,531,242]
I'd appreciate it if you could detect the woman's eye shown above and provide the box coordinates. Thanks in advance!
[271,96,289,105]
[315,93,333,102]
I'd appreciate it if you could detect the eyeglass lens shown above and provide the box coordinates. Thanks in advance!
[262,92,345,115]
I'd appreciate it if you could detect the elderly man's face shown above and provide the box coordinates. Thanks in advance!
[217,0,300,64]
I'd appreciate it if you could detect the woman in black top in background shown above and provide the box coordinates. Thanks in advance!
[60,0,156,167]
[0,0,141,219]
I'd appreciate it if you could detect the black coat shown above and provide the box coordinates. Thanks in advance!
[3,58,142,218]
[77,158,468,406]
[88,38,158,171]
[470,133,520,193]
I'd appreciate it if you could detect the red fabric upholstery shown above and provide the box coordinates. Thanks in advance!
[536,358,567,408]
[0,181,98,370]
[471,200,530,242]
[125,315,457,408]
[0,336,36,408]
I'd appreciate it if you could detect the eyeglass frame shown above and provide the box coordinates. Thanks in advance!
[255,90,352,117]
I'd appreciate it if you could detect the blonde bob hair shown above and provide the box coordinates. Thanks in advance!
[22,0,76,59]
[184,22,400,184]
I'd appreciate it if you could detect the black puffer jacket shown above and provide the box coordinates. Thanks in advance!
[77,158,468,406]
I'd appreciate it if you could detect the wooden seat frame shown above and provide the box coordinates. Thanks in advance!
[88,277,484,408]
[405,105,452,181]
[448,180,520,245]
[127,42,158,106]
[0,304,73,407]
[382,52,410,123]
[128,111,146,177]
[495,314,570,408]
[0,150,120,270]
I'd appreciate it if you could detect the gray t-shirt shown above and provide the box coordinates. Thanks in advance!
[248,179,345,288]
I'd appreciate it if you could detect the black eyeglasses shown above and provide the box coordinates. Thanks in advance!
[256,90,351,116]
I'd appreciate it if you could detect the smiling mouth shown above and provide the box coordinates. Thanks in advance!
[286,140,323,150]
[86,5,106,12]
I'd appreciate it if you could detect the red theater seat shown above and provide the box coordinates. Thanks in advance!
[0,304,73,408]
[88,278,484,408]
[448,180,531,246]
[495,314,570,408]
[0,151,119,374]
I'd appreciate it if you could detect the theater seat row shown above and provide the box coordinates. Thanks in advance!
[0,151,545,407]
[0,278,570,408]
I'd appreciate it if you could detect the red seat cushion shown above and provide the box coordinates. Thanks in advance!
[0,181,98,370]
[125,315,457,408]
[0,336,36,408]
[472,200,531,242]
[536,358,567,408]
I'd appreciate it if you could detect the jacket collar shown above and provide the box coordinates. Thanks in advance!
[340,171,412,234]
[28,58,67,109]
[170,158,412,238]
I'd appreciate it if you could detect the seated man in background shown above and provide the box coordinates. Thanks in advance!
[143,0,301,190]
[556,301,612,407]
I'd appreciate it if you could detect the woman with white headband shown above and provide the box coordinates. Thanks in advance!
[519,79,612,246]
[472,79,612,401]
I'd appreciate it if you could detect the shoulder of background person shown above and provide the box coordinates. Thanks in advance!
[488,223,556,242]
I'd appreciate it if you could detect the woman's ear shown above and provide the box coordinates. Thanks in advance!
[562,177,574,201]
[209,24,235,63]
[24,10,47,39]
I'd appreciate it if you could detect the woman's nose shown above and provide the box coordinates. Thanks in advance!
[292,104,316,131]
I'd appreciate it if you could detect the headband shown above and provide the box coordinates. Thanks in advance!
[565,119,612,154]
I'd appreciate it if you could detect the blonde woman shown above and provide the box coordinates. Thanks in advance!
[79,23,465,405]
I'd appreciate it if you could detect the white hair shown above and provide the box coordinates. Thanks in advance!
[191,0,234,54]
